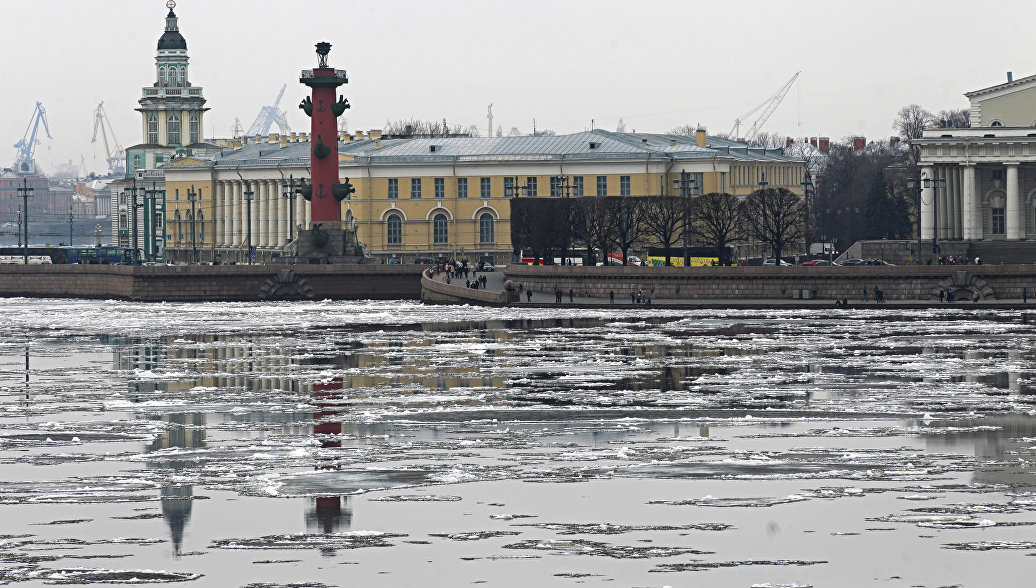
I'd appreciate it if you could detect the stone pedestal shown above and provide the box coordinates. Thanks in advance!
[283,224,366,264]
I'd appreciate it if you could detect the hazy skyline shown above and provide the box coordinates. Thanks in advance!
[3,0,1035,176]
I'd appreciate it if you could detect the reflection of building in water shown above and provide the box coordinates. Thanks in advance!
[925,414,1036,490]
[305,496,352,535]
[147,412,205,555]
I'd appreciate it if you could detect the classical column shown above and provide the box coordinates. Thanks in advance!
[278,186,289,245]
[962,164,977,240]
[250,181,260,251]
[257,181,268,247]
[267,179,277,246]
[937,167,949,241]
[229,180,240,246]
[1006,163,1021,240]
[221,181,231,246]
[950,167,962,240]
[921,165,935,240]
[303,197,311,230]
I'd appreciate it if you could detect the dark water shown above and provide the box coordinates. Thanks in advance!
[2,299,1036,586]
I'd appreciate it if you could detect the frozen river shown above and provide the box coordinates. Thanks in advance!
[2,299,1036,587]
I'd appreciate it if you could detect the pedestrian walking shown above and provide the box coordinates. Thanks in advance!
[568,288,574,302]
[631,291,636,304]
[1024,287,1028,304]
[609,291,615,304]
[526,290,533,302]
[939,289,945,303]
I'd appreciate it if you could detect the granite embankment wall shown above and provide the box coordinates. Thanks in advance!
[420,269,516,306]
[0,264,424,302]
[504,264,1036,301]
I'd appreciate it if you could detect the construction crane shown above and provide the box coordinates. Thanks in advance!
[729,72,800,143]
[91,102,125,176]
[13,101,52,174]
[245,84,291,137]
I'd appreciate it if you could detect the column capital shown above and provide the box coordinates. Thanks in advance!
[1005,162,1021,167]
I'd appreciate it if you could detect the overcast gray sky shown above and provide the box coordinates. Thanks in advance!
[3,0,1034,176]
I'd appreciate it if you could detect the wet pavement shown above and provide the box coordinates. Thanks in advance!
[2,298,1036,586]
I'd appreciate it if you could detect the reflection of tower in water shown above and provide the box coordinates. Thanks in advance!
[308,377,352,540]
[148,413,205,556]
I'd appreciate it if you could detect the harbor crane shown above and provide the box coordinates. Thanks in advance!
[245,84,291,137]
[91,102,125,176]
[729,72,800,143]
[13,101,52,174]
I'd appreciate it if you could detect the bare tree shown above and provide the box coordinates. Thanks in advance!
[934,108,970,129]
[609,197,647,265]
[744,188,806,265]
[572,197,617,265]
[694,192,743,265]
[748,131,790,149]
[893,104,934,140]
[665,124,698,136]
[384,117,468,137]
[642,197,686,266]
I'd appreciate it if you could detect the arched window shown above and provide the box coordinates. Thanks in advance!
[174,209,183,242]
[479,212,494,244]
[167,114,181,145]
[132,154,143,172]
[197,210,205,241]
[147,115,158,144]
[433,213,448,244]
[991,120,1004,127]
[159,66,166,86]
[189,113,200,144]
[386,213,402,245]
[178,66,186,86]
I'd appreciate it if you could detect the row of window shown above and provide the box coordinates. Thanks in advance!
[172,209,203,241]
[158,65,187,87]
[734,165,802,187]
[386,175,636,199]
[147,113,200,145]
[384,212,495,245]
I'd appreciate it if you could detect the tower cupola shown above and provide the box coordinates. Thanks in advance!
[157,1,187,51]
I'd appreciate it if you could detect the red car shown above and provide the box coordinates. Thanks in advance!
[802,259,838,266]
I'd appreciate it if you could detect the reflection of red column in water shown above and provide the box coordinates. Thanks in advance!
[312,377,343,468]
[299,42,352,222]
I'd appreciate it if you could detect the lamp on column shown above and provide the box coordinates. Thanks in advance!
[800,172,815,258]
[243,182,254,264]
[281,174,309,244]
[672,170,697,267]
[906,172,924,263]
[922,175,946,255]
[758,172,769,261]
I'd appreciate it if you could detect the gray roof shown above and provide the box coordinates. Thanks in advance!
[174,129,804,169]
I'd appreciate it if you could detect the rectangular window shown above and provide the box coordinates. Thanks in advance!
[434,177,445,198]
[993,169,1004,181]
[504,176,515,198]
[189,115,199,144]
[457,177,468,198]
[526,177,538,197]
[550,176,561,197]
[573,176,583,196]
[620,175,631,196]
[694,172,704,195]
[387,178,398,199]
[480,177,491,198]
[992,208,1006,234]
[411,178,422,199]
[596,176,607,197]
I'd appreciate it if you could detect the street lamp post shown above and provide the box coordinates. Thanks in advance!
[16,210,22,248]
[243,183,254,264]
[504,176,529,198]
[187,185,198,265]
[673,170,696,267]
[800,172,815,258]
[68,206,74,247]
[758,173,769,262]
[16,178,34,264]
[281,175,308,244]
[552,175,572,198]
[128,179,140,257]
[924,176,945,259]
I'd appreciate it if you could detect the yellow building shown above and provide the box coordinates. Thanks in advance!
[161,129,806,264]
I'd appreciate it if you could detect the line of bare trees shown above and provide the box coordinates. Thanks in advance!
[511,190,806,266]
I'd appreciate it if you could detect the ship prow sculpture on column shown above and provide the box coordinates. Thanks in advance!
[285,41,365,264]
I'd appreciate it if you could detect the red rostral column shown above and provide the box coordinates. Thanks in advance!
[299,42,353,222]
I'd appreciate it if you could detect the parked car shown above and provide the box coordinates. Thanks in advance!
[476,261,495,272]
[762,258,792,266]
[865,259,896,266]
[802,259,839,266]
[841,258,868,266]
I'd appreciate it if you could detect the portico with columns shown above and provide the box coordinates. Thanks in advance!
[915,72,1036,250]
